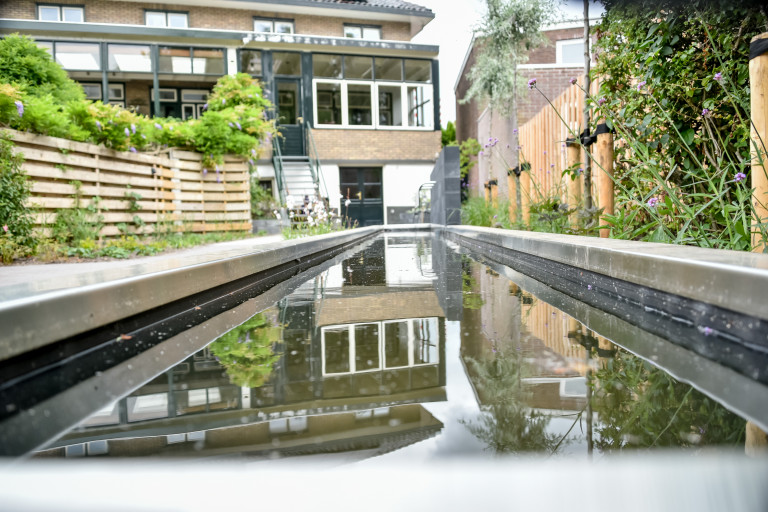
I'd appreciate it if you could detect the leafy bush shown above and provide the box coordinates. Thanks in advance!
[0,135,34,248]
[0,34,84,104]
[461,196,512,228]
[593,0,768,250]
[51,181,103,244]
[251,180,278,219]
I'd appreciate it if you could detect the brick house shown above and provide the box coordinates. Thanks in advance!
[0,0,441,225]
[454,3,601,199]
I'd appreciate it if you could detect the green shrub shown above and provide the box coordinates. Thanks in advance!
[593,0,768,250]
[461,197,511,228]
[0,136,34,248]
[51,181,103,244]
[0,34,84,104]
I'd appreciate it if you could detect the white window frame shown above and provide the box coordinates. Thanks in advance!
[145,10,188,28]
[321,318,439,376]
[313,80,433,131]
[556,38,587,66]
[253,18,294,34]
[343,24,382,40]
[38,5,84,22]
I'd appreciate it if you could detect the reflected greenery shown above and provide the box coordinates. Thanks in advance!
[593,350,746,451]
[462,348,560,454]
[461,259,485,310]
[208,313,281,388]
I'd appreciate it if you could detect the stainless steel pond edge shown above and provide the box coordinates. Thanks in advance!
[0,237,381,457]
[440,225,768,322]
[0,226,394,361]
[467,246,768,433]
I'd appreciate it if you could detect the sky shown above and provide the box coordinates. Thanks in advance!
[411,0,486,125]
[410,1,605,126]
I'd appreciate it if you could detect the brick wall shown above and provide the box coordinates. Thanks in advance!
[527,27,587,64]
[0,0,412,40]
[311,128,440,161]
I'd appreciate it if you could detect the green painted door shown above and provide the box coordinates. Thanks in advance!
[275,79,304,156]
[340,167,383,226]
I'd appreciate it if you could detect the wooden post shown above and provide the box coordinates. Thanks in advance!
[746,421,768,456]
[751,32,768,252]
[595,123,614,238]
[484,181,490,203]
[521,172,531,225]
[566,141,582,228]
[489,179,498,206]
[507,174,517,223]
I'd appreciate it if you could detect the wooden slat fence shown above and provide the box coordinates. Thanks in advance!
[513,79,601,222]
[7,130,251,238]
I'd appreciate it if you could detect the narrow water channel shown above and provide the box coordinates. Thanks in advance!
[5,232,751,461]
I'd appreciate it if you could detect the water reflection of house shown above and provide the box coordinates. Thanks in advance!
[36,235,447,459]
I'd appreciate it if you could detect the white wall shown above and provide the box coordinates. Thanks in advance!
[382,163,434,222]
[320,163,341,211]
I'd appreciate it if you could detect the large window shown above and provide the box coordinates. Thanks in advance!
[53,42,100,70]
[158,47,225,75]
[254,17,294,34]
[321,318,439,376]
[81,82,125,107]
[145,10,188,28]
[38,4,84,22]
[240,50,262,77]
[312,54,433,130]
[108,44,151,72]
[343,24,381,40]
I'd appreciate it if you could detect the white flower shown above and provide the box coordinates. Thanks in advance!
[345,199,351,207]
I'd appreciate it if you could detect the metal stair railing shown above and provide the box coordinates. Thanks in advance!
[271,134,287,205]
[304,120,329,202]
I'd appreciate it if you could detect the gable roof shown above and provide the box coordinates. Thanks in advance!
[303,0,433,14]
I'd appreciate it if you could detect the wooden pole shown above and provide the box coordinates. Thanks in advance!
[595,125,614,238]
[508,174,517,223]
[566,142,582,228]
[751,32,768,252]
[582,0,593,215]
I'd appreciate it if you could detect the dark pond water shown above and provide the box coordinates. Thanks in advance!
[3,233,751,460]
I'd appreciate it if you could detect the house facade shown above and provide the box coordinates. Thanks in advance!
[454,2,602,199]
[0,0,441,225]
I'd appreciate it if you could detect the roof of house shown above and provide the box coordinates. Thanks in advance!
[305,0,433,14]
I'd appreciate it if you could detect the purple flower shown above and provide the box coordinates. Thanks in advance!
[577,168,583,174]
[203,168,208,175]
[129,147,137,153]
[734,172,747,182]
[95,120,102,130]
[235,121,242,130]
[637,80,647,91]
[647,197,659,208]
[587,285,593,290]
[251,148,257,156]
[248,158,255,165]
[527,78,537,90]
[154,123,163,130]
[228,122,234,128]
[130,123,136,134]
[550,163,555,168]
[124,127,130,137]
[202,103,208,111]
[543,150,547,155]
[597,97,607,106]
[479,151,484,156]
[14,100,23,117]
[702,326,713,336]
[513,128,518,134]
[702,108,710,117]
[221,98,226,105]
[569,77,577,85]
[714,72,722,82]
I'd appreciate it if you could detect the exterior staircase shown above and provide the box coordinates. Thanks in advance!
[276,155,318,202]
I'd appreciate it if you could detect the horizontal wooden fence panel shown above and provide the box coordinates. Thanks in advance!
[517,78,599,214]
[7,129,252,239]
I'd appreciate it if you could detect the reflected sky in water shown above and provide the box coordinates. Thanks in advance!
[14,233,747,461]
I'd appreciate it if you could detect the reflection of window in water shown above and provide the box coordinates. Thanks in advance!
[323,318,439,375]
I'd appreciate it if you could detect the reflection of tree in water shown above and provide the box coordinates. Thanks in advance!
[462,349,560,454]
[593,350,745,451]
[209,313,281,388]
[461,259,485,311]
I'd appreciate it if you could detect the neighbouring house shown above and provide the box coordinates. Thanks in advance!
[454,0,602,200]
[0,0,442,226]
